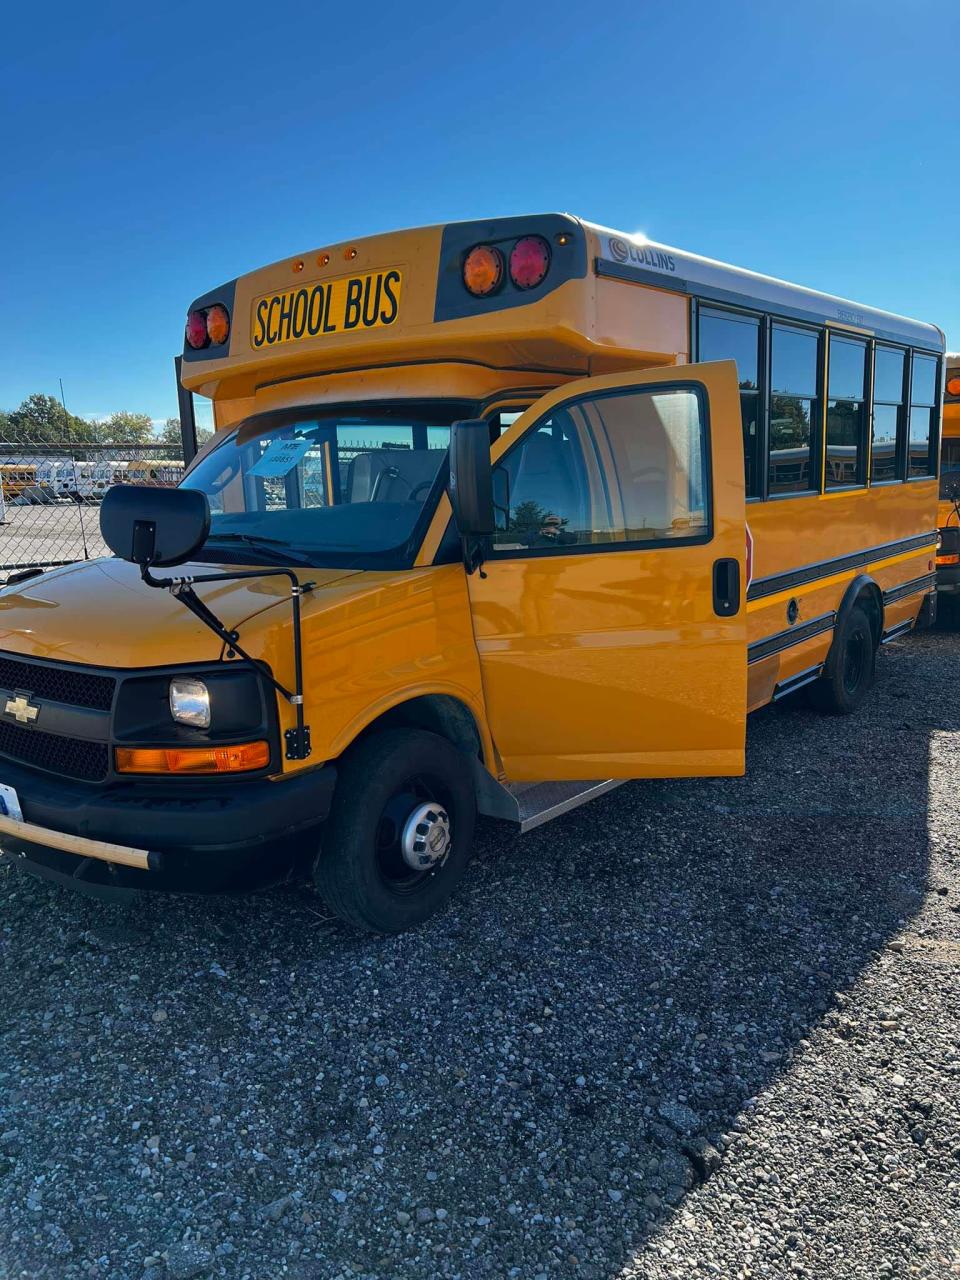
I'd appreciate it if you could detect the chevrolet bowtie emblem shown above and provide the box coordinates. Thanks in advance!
[4,693,40,725]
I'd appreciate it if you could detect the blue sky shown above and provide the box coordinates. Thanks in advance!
[2,0,958,429]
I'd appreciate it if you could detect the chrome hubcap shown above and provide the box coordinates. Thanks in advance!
[400,802,452,871]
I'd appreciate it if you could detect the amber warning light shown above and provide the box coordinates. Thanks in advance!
[463,245,504,297]
[116,742,269,775]
[185,303,231,350]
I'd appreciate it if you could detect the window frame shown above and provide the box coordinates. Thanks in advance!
[694,301,765,501]
[485,380,715,563]
[766,319,824,502]
[868,341,908,487]
[824,332,870,492]
[905,350,942,482]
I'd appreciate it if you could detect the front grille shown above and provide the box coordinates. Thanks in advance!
[0,652,114,782]
[0,718,108,783]
[0,653,115,712]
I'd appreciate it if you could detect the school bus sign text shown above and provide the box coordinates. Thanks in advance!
[251,269,403,349]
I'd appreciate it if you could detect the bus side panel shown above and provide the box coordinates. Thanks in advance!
[746,480,937,709]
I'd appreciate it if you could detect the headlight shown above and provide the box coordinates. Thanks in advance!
[169,677,211,728]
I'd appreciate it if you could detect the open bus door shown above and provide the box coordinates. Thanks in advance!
[457,361,747,782]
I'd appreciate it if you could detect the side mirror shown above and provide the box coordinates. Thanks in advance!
[448,419,494,537]
[100,484,210,568]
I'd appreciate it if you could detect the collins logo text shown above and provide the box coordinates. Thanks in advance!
[607,238,676,273]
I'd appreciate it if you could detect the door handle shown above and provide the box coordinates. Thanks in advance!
[713,557,741,617]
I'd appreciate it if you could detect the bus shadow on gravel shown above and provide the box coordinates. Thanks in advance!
[0,632,956,1279]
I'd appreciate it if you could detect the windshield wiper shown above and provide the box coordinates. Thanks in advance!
[204,533,315,567]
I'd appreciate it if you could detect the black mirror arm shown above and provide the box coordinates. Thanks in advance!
[461,535,488,578]
[139,562,314,761]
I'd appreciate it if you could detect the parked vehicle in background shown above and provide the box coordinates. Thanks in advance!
[0,214,944,932]
[124,459,184,487]
[936,355,960,596]
[54,461,113,500]
[0,464,38,502]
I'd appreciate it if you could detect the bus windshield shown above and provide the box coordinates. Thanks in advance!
[182,402,468,568]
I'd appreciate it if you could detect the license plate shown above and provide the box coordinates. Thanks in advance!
[0,783,23,822]
[251,268,403,350]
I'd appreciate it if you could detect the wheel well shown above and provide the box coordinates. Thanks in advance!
[838,576,883,649]
[354,695,484,762]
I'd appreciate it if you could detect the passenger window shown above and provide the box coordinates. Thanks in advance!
[871,346,906,482]
[698,308,762,498]
[769,324,819,495]
[825,335,867,488]
[491,387,708,553]
[908,354,938,478]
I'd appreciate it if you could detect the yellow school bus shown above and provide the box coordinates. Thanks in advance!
[936,354,960,593]
[0,215,944,931]
[0,464,38,500]
[124,459,185,487]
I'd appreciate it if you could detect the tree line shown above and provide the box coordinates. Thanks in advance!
[0,394,211,449]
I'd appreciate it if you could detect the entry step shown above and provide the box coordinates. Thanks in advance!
[505,779,625,832]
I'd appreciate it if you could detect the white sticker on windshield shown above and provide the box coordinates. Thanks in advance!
[248,439,312,478]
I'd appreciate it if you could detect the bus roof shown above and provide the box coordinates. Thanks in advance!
[586,221,945,353]
[180,213,945,406]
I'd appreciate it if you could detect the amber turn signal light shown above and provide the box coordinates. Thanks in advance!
[205,304,230,345]
[116,742,270,775]
[947,375,960,397]
[463,244,504,297]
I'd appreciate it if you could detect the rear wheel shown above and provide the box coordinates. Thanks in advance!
[313,729,476,933]
[809,603,876,715]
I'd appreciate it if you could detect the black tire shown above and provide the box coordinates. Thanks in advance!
[313,729,476,933]
[809,604,876,715]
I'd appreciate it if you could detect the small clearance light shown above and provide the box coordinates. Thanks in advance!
[345,247,358,261]
[509,235,551,290]
[205,305,230,346]
[293,260,304,273]
[463,245,504,297]
[169,677,211,728]
[116,741,270,775]
[318,252,331,267]
[947,375,960,397]
[185,309,209,350]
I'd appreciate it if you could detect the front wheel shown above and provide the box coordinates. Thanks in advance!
[313,729,477,932]
[809,604,876,715]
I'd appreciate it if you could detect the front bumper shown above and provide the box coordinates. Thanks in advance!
[0,756,337,895]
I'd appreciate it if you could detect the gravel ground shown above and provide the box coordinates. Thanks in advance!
[1,627,959,1280]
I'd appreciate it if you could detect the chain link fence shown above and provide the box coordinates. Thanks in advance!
[0,435,186,582]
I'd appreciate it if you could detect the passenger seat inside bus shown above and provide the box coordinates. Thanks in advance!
[509,430,583,531]
[345,450,441,503]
